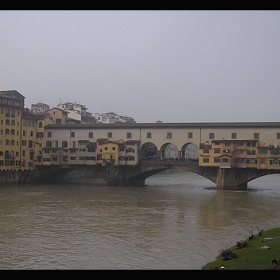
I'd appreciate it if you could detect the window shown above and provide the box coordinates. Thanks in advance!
[56,119,61,124]
[22,140,26,146]
[23,130,26,136]
[71,132,75,137]
[167,132,172,139]
[254,133,259,139]
[127,132,132,139]
[89,132,93,138]
[46,140,52,148]
[52,157,58,162]
[108,132,112,138]
[88,147,95,152]
[47,132,52,137]
[28,140,33,148]
[225,142,231,146]
[62,141,68,148]
[247,150,256,155]
[203,158,209,163]
[209,133,214,139]
[188,132,193,139]
[232,133,237,139]
[30,131,33,137]
[39,122,43,128]
[203,149,209,153]
[147,132,151,139]
[214,149,220,154]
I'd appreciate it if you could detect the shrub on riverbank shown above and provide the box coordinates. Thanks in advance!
[202,227,280,270]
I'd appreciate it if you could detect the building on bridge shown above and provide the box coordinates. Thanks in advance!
[199,138,280,169]
[42,137,140,167]
[37,122,280,171]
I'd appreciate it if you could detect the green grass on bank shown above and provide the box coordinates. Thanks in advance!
[202,228,280,270]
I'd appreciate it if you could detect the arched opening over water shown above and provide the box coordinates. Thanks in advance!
[140,142,158,160]
[181,142,199,161]
[247,173,280,190]
[160,143,179,160]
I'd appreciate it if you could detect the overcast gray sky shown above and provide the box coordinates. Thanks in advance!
[1,10,280,123]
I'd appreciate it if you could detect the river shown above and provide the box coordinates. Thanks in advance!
[0,169,280,269]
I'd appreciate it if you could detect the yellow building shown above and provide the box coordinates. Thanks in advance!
[0,90,25,170]
[21,110,54,169]
[101,140,124,166]
[199,139,258,168]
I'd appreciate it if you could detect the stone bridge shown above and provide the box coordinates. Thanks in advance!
[24,160,280,190]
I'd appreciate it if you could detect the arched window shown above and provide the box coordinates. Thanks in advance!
[11,140,15,145]
[11,120,15,126]
[39,122,43,128]
[6,109,10,117]
[11,129,15,135]
[11,110,15,117]
[5,139,9,145]
[5,129,9,135]
[5,119,10,125]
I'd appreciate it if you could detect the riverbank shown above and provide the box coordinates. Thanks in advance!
[202,227,280,270]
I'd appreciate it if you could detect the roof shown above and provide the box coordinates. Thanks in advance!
[44,122,280,130]
[0,90,25,100]
[47,107,69,113]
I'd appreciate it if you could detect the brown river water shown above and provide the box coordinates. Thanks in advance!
[1,169,280,269]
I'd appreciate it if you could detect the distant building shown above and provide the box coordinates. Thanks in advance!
[94,111,136,124]
[31,102,49,113]
[56,102,87,115]
[55,102,96,124]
